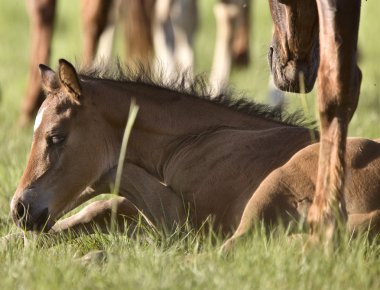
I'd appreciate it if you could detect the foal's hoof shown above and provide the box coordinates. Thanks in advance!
[0,232,25,249]
[220,238,236,255]
[76,250,107,265]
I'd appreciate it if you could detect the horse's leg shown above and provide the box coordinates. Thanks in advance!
[51,197,140,236]
[94,0,119,65]
[123,0,155,69]
[119,163,187,228]
[231,0,250,67]
[209,2,239,93]
[52,162,188,236]
[307,0,362,242]
[80,0,114,67]
[55,162,186,233]
[152,0,176,78]
[221,169,301,252]
[20,0,56,126]
[55,168,119,220]
[171,0,198,74]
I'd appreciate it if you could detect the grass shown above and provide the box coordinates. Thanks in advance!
[0,0,380,289]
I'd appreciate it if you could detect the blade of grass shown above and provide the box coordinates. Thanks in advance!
[299,72,317,142]
[111,99,139,232]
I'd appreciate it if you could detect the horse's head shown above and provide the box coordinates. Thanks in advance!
[268,0,319,93]
[11,60,111,232]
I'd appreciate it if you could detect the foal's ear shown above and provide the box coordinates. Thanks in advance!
[39,64,60,93]
[58,59,82,103]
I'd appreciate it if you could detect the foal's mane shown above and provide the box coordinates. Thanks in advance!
[79,62,316,129]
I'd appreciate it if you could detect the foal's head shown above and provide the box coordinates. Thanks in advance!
[11,60,110,231]
[268,0,319,93]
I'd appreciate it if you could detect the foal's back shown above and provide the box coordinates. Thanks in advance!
[163,125,315,231]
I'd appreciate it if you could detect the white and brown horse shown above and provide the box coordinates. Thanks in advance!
[10,60,380,242]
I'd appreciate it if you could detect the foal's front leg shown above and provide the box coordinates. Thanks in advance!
[119,162,187,228]
[52,162,187,236]
[308,0,362,242]
[52,197,140,236]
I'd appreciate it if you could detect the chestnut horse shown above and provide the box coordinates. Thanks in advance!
[10,60,380,242]
[11,59,316,234]
[267,0,362,241]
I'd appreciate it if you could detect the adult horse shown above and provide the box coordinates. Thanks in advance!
[10,60,380,242]
[268,0,362,241]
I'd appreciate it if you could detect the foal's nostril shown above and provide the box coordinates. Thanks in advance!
[15,201,26,221]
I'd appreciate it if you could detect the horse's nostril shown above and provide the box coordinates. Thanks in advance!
[15,201,26,221]
[268,46,274,71]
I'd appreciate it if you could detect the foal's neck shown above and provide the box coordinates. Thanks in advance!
[90,79,287,178]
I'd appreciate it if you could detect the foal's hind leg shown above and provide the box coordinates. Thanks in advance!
[307,0,362,243]
[348,210,380,237]
[222,169,300,252]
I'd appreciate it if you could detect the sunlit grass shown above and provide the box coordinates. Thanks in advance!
[0,0,379,289]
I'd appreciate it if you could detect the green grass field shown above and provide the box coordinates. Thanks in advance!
[1,1,380,289]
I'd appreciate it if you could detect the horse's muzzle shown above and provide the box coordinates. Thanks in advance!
[11,192,52,232]
[268,41,319,94]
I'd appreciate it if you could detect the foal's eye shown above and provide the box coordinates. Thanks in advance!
[47,134,66,146]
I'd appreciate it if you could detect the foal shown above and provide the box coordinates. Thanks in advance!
[11,60,380,245]
[11,59,315,235]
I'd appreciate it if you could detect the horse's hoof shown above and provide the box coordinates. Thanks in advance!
[76,250,107,265]
[220,238,235,255]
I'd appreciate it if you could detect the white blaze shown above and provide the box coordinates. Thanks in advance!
[34,107,46,132]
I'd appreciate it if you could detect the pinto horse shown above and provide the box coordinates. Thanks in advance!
[10,60,380,242]
[267,0,362,241]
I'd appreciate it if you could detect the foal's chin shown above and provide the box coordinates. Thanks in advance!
[34,217,55,233]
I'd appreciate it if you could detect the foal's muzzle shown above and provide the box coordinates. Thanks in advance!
[11,191,52,232]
